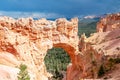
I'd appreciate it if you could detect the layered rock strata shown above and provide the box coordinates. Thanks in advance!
[97,13,120,32]
[0,12,120,80]
[0,17,79,80]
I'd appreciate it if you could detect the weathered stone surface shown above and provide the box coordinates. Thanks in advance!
[80,13,120,79]
[0,16,79,80]
[97,13,120,32]
[63,13,120,80]
[0,13,120,80]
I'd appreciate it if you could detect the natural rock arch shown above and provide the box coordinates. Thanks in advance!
[44,43,78,80]
[0,17,80,80]
[53,43,76,64]
[0,14,120,80]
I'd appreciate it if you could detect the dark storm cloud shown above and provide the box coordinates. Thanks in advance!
[0,0,119,18]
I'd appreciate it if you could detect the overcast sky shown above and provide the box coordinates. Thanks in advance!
[0,0,120,18]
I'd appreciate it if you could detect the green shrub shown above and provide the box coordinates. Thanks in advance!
[17,64,30,80]
[98,64,105,77]
[102,58,120,74]
[109,58,120,64]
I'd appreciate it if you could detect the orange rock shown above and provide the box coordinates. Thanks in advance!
[0,13,120,80]
[0,17,79,80]
[97,13,120,32]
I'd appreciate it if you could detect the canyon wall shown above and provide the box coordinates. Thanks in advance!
[0,12,120,80]
[66,12,120,79]
[97,13,120,32]
[79,13,120,79]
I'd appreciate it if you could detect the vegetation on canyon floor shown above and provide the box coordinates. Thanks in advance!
[44,48,70,80]
[78,19,97,37]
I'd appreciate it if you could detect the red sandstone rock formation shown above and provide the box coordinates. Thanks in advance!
[0,13,120,80]
[0,16,79,80]
[66,13,120,80]
[97,13,120,32]
[79,13,120,79]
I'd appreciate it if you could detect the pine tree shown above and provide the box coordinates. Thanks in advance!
[18,64,30,80]
[98,64,105,77]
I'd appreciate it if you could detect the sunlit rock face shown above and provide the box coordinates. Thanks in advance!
[0,12,120,80]
[0,16,79,80]
[94,13,120,56]
[97,13,120,32]
[79,13,120,80]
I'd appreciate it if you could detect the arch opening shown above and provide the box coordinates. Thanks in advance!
[44,47,71,80]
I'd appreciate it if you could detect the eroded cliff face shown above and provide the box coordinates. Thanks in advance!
[78,13,120,79]
[97,13,120,32]
[0,16,80,80]
[0,13,120,80]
